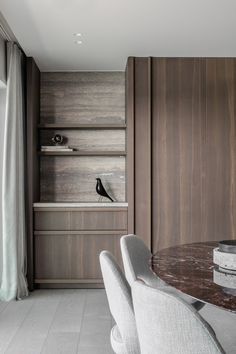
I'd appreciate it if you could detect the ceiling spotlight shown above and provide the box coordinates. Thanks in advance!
[74,33,82,37]
[75,40,82,44]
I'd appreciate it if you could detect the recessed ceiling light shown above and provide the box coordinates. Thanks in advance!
[75,40,82,45]
[74,33,82,37]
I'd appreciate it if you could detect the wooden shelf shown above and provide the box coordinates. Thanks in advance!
[35,279,102,284]
[38,123,126,129]
[34,230,126,235]
[38,151,126,156]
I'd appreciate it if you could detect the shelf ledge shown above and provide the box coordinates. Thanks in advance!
[38,151,126,156]
[33,202,128,208]
[38,123,126,129]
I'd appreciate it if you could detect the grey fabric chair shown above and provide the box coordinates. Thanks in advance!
[120,234,204,310]
[132,281,225,354]
[99,251,140,354]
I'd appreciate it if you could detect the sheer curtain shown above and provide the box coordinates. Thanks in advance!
[0,42,28,301]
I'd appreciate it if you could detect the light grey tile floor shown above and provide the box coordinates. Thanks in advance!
[0,289,114,354]
[0,289,235,354]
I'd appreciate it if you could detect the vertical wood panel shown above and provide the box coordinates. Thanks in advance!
[204,59,236,242]
[126,57,135,233]
[152,58,204,250]
[152,58,236,252]
[26,57,40,290]
[134,58,151,247]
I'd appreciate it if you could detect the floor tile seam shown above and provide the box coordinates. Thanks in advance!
[3,300,34,353]
[38,293,67,354]
[76,289,89,354]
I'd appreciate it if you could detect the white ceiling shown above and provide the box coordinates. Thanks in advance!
[1,0,236,71]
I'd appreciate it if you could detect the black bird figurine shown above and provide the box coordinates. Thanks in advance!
[96,178,114,202]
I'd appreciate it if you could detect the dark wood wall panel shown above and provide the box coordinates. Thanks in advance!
[152,58,204,250]
[133,58,151,247]
[26,58,40,290]
[40,156,126,202]
[41,72,125,124]
[151,58,236,252]
[126,58,135,233]
[204,59,236,242]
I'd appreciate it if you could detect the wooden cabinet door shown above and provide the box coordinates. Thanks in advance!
[34,207,127,286]
[35,232,124,283]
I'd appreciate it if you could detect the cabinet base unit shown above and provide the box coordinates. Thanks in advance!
[34,204,128,288]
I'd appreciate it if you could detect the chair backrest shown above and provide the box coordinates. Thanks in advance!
[132,281,225,354]
[99,251,140,353]
[120,234,155,286]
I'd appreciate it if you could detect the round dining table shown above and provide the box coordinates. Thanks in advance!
[151,241,236,313]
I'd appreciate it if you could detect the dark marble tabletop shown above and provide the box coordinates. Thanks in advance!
[151,242,236,313]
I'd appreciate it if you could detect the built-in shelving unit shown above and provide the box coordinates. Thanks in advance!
[38,120,126,201]
[27,71,128,289]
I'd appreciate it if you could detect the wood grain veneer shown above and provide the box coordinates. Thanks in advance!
[35,232,124,280]
[134,58,152,248]
[151,58,236,251]
[152,58,204,250]
[126,58,135,234]
[127,57,236,253]
[34,230,126,235]
[40,72,125,124]
[26,57,40,290]
[126,58,152,248]
[40,156,126,202]
[39,128,125,152]
[34,209,128,231]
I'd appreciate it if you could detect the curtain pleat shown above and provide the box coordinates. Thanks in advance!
[0,42,28,301]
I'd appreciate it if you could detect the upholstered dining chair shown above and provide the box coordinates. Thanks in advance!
[120,234,204,310]
[132,281,225,354]
[99,251,140,354]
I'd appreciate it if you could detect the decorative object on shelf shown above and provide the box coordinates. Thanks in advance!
[96,178,114,202]
[52,134,64,145]
[41,134,74,152]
